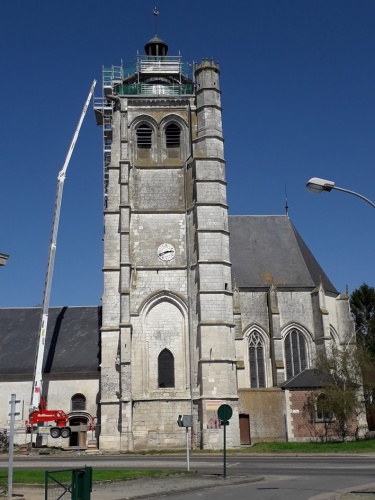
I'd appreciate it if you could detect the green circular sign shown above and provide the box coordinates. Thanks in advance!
[217,404,233,422]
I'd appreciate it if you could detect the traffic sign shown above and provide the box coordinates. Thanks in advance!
[177,415,193,427]
[217,404,232,422]
[217,404,233,480]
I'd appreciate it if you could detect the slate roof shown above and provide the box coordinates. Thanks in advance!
[228,215,338,294]
[0,306,101,376]
[280,368,333,389]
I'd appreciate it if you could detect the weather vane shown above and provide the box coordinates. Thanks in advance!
[153,7,159,36]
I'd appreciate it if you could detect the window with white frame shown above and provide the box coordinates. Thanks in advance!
[248,330,266,388]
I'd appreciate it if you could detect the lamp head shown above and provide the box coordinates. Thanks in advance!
[306,177,335,193]
[0,253,9,266]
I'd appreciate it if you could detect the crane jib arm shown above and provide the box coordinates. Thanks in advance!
[30,80,97,414]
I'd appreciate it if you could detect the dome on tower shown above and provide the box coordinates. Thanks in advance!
[144,35,168,57]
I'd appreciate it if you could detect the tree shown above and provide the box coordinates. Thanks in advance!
[350,283,375,360]
[350,284,375,430]
[311,347,365,441]
[356,347,375,430]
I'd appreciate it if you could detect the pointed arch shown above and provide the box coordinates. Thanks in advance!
[130,115,158,160]
[243,325,271,388]
[248,330,266,388]
[137,291,189,394]
[160,114,189,160]
[139,290,187,318]
[282,326,311,379]
[330,325,339,345]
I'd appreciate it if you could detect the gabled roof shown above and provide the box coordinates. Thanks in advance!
[280,368,333,389]
[0,306,101,376]
[228,215,338,294]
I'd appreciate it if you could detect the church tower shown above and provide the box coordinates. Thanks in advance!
[94,33,240,451]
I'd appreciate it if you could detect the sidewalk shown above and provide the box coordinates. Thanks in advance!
[10,474,263,499]
[8,476,375,499]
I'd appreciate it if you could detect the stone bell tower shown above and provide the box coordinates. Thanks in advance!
[94,33,240,451]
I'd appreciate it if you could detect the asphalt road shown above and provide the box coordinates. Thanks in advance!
[3,453,374,476]
[2,453,375,499]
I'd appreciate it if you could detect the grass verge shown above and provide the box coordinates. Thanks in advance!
[119,439,375,455]
[234,440,375,453]
[0,469,182,487]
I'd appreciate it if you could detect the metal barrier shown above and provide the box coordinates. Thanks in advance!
[45,467,92,500]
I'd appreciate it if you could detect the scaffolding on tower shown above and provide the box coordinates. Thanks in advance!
[93,55,194,206]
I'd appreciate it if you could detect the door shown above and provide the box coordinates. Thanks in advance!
[69,417,87,447]
[239,413,251,445]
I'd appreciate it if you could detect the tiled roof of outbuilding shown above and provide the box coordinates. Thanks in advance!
[228,215,338,294]
[280,369,333,389]
[0,306,101,376]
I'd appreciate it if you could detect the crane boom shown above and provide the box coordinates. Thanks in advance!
[30,80,97,413]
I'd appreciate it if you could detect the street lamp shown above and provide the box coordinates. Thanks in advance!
[0,253,9,267]
[306,177,375,209]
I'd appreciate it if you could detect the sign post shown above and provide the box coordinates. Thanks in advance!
[8,394,20,499]
[217,404,233,479]
[177,415,193,472]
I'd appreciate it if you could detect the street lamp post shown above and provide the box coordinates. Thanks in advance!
[306,177,375,209]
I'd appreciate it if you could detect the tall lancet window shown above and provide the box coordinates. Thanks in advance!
[285,329,307,379]
[248,330,266,388]
[158,348,175,388]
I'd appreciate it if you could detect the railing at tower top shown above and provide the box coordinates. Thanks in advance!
[117,83,194,96]
[139,58,181,74]
[135,55,191,78]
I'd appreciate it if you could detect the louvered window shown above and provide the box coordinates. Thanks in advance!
[137,124,152,149]
[248,331,266,388]
[71,393,86,411]
[158,349,175,388]
[165,123,180,148]
[285,329,307,379]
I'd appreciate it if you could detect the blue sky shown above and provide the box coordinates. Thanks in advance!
[1,0,374,307]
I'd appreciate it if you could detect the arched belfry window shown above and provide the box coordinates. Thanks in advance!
[165,123,180,148]
[158,349,175,388]
[248,330,266,388]
[71,393,86,411]
[285,329,307,379]
[137,124,152,149]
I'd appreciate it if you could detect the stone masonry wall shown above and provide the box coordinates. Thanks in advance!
[238,388,286,442]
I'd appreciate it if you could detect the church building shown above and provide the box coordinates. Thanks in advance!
[0,33,363,451]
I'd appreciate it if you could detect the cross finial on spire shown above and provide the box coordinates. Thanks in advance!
[153,7,159,35]
[284,184,289,217]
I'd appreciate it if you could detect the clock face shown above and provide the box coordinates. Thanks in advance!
[157,243,175,262]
